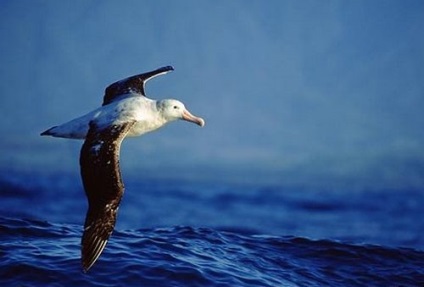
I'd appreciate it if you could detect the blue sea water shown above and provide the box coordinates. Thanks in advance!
[1,171,423,286]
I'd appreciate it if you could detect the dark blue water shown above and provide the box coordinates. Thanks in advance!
[1,171,423,286]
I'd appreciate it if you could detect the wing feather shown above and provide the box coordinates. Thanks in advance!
[102,66,174,106]
[79,121,135,272]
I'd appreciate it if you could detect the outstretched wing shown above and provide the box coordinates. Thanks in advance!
[102,65,174,106]
[79,120,136,272]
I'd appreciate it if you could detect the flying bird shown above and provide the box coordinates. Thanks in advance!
[41,66,205,272]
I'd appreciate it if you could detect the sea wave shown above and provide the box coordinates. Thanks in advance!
[1,217,423,287]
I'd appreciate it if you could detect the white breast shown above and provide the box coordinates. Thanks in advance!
[107,97,167,137]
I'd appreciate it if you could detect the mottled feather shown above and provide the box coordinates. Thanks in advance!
[79,121,136,272]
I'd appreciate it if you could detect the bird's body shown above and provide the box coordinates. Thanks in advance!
[41,66,204,272]
[43,96,175,139]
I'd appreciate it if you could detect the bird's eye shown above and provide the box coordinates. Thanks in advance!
[173,106,178,109]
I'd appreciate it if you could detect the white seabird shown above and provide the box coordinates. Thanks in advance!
[41,66,205,272]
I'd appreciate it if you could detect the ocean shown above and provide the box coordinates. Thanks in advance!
[1,171,423,286]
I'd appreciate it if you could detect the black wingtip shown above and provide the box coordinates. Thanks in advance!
[81,234,108,273]
[157,65,174,73]
[40,126,56,136]
[82,260,95,273]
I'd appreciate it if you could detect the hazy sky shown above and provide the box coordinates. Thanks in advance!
[1,1,423,188]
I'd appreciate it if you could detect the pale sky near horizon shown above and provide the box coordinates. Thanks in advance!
[0,0,423,188]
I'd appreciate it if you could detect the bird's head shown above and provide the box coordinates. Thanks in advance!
[158,99,205,127]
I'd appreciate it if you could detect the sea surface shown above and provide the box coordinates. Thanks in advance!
[1,171,423,286]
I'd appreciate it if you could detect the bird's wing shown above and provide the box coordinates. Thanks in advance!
[102,66,174,106]
[79,120,136,272]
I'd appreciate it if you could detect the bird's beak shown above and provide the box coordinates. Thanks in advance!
[182,109,205,127]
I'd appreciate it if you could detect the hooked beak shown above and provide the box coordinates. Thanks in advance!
[182,109,205,127]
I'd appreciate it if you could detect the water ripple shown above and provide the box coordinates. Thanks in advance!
[1,217,423,286]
